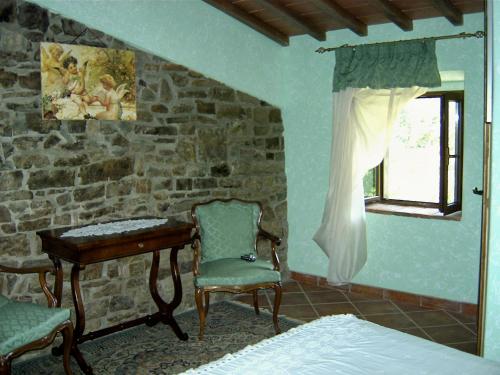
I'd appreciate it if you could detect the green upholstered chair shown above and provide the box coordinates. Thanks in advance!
[0,263,73,375]
[191,198,282,340]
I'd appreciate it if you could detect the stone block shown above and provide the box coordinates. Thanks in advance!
[0,68,17,88]
[153,178,173,190]
[129,260,145,277]
[109,295,135,312]
[178,90,207,99]
[28,169,75,189]
[171,73,189,87]
[166,116,190,124]
[0,1,15,23]
[0,170,23,191]
[172,104,194,114]
[13,153,50,169]
[210,164,231,177]
[19,72,40,90]
[43,134,62,148]
[86,299,109,320]
[66,121,86,134]
[136,124,177,136]
[193,178,217,189]
[74,185,105,202]
[159,78,172,102]
[253,107,269,124]
[269,108,282,123]
[162,63,188,72]
[1,223,16,234]
[0,190,32,201]
[60,18,86,36]
[265,137,281,150]
[151,104,168,113]
[198,128,227,160]
[254,125,270,136]
[175,140,196,161]
[106,180,133,197]
[91,282,121,299]
[140,87,156,102]
[79,158,134,184]
[18,2,48,32]
[175,178,192,191]
[112,134,129,147]
[17,217,50,232]
[236,91,260,104]
[54,154,89,167]
[210,87,235,102]
[216,104,246,119]
[14,136,45,151]
[0,206,11,223]
[53,214,71,226]
[196,101,215,114]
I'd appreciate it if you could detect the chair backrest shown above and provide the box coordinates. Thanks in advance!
[0,294,9,309]
[193,199,262,263]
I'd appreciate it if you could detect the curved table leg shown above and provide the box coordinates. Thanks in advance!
[148,248,188,340]
[71,264,94,375]
[49,256,63,307]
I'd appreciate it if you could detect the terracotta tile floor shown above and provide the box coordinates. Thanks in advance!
[233,280,478,355]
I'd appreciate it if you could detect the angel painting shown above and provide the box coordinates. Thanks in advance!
[92,74,129,120]
[41,42,136,121]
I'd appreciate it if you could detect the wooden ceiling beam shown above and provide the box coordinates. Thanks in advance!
[254,0,326,41]
[429,0,463,25]
[372,0,413,31]
[202,0,289,46]
[310,0,367,36]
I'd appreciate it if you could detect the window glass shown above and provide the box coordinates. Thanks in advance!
[383,97,441,203]
[449,100,460,155]
[363,168,377,198]
[448,158,457,204]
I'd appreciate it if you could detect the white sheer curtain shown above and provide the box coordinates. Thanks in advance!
[313,86,426,284]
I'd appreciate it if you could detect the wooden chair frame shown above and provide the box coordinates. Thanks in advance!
[191,198,282,340]
[0,263,73,375]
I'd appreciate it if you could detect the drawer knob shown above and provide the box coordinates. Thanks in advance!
[138,242,144,248]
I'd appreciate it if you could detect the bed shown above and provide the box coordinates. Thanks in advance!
[181,314,500,374]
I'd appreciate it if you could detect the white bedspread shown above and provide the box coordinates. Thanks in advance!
[182,314,500,374]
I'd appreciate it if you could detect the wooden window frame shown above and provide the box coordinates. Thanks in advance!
[365,91,464,216]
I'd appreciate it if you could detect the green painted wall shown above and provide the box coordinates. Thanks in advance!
[283,15,484,304]
[30,1,484,304]
[484,0,500,360]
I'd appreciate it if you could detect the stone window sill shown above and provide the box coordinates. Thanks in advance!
[365,202,462,221]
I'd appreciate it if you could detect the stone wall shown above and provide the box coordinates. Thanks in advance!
[0,0,287,333]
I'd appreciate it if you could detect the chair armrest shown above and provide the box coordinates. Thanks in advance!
[257,230,281,272]
[191,233,201,276]
[258,229,281,246]
[0,262,58,308]
[0,262,54,275]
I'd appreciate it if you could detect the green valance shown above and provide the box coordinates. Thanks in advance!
[332,39,441,92]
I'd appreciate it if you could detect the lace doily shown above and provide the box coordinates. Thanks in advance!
[60,218,168,238]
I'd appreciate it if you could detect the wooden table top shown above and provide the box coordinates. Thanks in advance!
[37,217,194,265]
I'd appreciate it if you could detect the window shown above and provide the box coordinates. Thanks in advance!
[364,91,464,216]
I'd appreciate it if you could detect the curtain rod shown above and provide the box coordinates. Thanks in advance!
[315,30,485,54]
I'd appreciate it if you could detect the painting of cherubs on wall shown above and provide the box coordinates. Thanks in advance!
[41,42,136,121]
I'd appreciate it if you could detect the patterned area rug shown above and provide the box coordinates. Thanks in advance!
[13,301,301,375]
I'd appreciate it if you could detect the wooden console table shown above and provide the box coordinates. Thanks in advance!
[37,217,194,375]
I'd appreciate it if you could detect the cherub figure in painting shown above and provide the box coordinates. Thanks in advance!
[41,43,71,95]
[92,74,128,120]
[61,55,94,116]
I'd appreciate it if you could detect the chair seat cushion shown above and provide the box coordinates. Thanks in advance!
[195,258,281,287]
[0,299,70,356]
